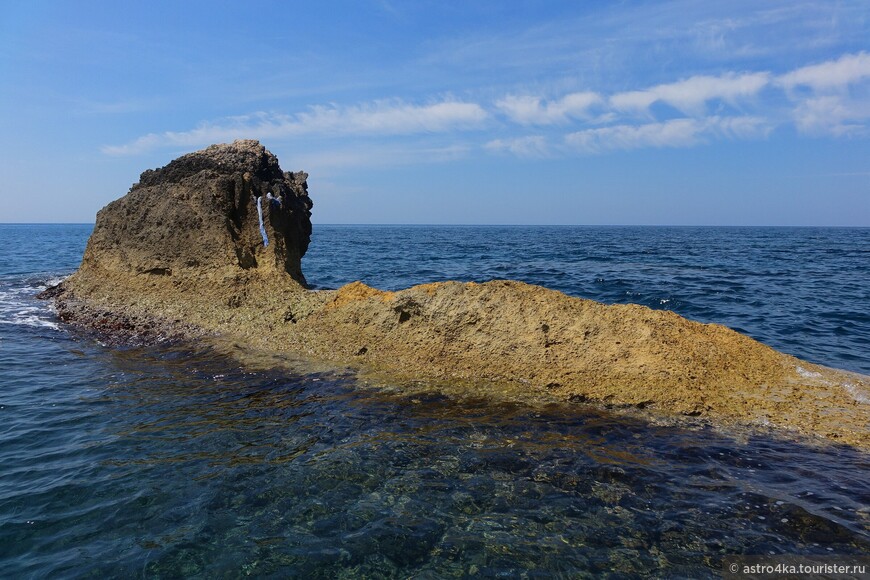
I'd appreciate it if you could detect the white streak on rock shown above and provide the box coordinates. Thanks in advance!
[256,195,269,247]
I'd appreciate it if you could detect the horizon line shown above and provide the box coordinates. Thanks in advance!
[2,222,869,229]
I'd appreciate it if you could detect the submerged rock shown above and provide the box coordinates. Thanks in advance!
[46,141,870,449]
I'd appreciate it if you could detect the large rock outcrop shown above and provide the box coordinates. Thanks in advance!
[47,141,870,449]
[79,140,312,285]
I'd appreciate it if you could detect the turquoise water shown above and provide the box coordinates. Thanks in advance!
[0,224,868,578]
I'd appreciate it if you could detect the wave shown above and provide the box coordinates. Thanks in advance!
[0,274,69,331]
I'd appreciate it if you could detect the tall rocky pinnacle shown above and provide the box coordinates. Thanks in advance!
[80,140,313,285]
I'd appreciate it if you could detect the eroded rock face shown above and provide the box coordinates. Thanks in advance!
[80,140,312,284]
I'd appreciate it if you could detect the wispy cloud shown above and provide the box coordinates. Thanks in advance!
[777,52,870,137]
[609,72,770,116]
[418,1,870,95]
[484,135,549,157]
[791,95,870,137]
[103,51,870,161]
[682,3,866,60]
[103,99,488,155]
[778,51,870,91]
[495,92,601,125]
[292,100,488,134]
[564,116,771,153]
[710,115,773,139]
[565,118,705,152]
[292,143,471,171]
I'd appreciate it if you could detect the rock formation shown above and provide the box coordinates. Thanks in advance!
[45,140,870,449]
[79,139,312,285]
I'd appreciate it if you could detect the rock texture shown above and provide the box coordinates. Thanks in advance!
[80,139,312,285]
[46,141,870,449]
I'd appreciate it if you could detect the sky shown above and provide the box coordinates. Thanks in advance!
[1,1,869,225]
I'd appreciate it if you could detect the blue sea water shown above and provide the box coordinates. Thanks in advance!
[0,224,868,578]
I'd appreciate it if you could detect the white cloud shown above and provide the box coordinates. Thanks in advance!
[791,95,870,137]
[102,99,488,155]
[610,72,770,116]
[778,52,870,91]
[485,135,549,157]
[102,52,870,161]
[564,116,770,153]
[293,144,471,171]
[496,92,601,125]
[565,118,704,152]
[709,115,772,139]
[777,53,870,137]
[102,133,167,156]
[294,100,488,134]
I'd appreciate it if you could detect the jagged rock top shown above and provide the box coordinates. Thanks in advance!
[78,140,313,284]
[137,140,291,188]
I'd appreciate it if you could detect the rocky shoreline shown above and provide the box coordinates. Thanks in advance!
[43,140,870,448]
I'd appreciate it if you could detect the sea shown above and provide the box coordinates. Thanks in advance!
[0,224,868,578]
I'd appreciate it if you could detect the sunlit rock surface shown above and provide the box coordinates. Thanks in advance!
[46,141,870,448]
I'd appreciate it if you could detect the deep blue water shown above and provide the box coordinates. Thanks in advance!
[1,224,868,578]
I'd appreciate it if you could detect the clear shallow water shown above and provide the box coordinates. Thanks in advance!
[1,224,868,578]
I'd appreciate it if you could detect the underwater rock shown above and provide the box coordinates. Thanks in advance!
[47,142,870,449]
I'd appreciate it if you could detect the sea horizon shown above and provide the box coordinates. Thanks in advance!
[2,222,869,228]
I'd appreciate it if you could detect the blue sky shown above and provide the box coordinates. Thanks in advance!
[1,1,869,225]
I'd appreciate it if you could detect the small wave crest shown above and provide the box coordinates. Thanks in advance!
[0,274,68,331]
